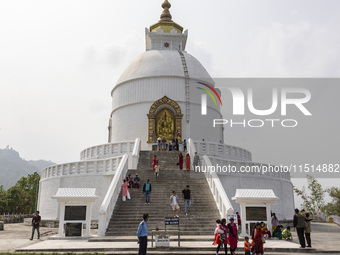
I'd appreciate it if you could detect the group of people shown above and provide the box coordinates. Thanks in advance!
[169,186,192,217]
[122,173,143,202]
[178,151,200,171]
[293,208,313,248]
[157,137,187,151]
[122,173,153,204]
[213,219,272,255]
[213,218,239,255]
[178,152,190,171]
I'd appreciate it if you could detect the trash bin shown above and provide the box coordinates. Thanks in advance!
[0,221,4,231]
[329,217,333,223]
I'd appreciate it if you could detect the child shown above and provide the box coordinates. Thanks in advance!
[214,219,225,244]
[244,236,253,255]
[282,226,293,241]
[154,161,160,181]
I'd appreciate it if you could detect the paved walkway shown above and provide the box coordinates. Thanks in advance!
[0,222,339,254]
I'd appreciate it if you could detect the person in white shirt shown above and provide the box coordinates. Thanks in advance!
[170,191,180,217]
[157,137,161,150]
[154,161,160,182]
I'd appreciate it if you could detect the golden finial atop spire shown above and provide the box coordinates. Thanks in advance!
[160,0,172,21]
[150,0,183,33]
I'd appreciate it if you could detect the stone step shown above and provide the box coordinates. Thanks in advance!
[106,151,218,236]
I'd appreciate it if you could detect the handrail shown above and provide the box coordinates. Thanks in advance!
[131,138,141,169]
[191,140,252,162]
[188,138,234,218]
[98,153,129,236]
[80,141,135,160]
[202,155,234,218]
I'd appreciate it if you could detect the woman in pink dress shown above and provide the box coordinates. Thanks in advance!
[227,218,238,255]
[122,180,130,201]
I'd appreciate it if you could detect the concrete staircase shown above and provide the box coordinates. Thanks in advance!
[105,151,221,236]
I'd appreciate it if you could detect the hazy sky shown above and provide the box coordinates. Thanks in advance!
[1,0,339,205]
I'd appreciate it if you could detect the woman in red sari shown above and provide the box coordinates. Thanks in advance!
[212,218,228,254]
[152,155,157,171]
[253,222,264,255]
[185,153,190,171]
[227,218,238,255]
[178,153,183,170]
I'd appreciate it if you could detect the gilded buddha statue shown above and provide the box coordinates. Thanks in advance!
[157,109,174,141]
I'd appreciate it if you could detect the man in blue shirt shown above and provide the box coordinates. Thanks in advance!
[143,179,152,204]
[137,213,149,255]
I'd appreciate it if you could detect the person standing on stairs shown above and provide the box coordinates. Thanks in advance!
[193,152,199,171]
[143,179,152,204]
[137,213,149,255]
[182,185,191,216]
[178,153,183,170]
[152,155,157,171]
[122,179,131,201]
[186,153,191,171]
[154,161,160,182]
[170,191,180,217]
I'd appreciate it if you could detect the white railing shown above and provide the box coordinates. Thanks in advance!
[98,154,129,236]
[80,140,135,160]
[41,156,123,180]
[193,140,252,162]
[188,138,234,218]
[202,155,234,218]
[209,157,291,180]
[131,138,141,169]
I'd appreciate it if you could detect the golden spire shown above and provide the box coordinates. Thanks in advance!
[150,0,183,33]
[160,0,172,21]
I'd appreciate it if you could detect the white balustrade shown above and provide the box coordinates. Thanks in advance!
[98,154,129,236]
[41,156,123,180]
[80,141,136,160]
[131,138,141,169]
[202,155,234,218]
[192,140,252,162]
[41,138,142,180]
[97,138,141,236]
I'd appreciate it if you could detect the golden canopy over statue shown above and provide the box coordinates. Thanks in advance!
[156,109,175,141]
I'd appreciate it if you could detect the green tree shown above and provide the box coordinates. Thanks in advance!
[6,185,26,213]
[2,172,40,213]
[324,187,340,216]
[0,185,7,212]
[294,175,325,214]
[16,172,40,213]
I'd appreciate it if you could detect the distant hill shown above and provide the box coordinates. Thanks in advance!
[0,147,55,190]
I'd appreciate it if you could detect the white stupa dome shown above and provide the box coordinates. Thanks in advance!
[115,50,214,88]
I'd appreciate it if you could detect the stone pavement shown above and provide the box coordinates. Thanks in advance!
[0,221,339,254]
